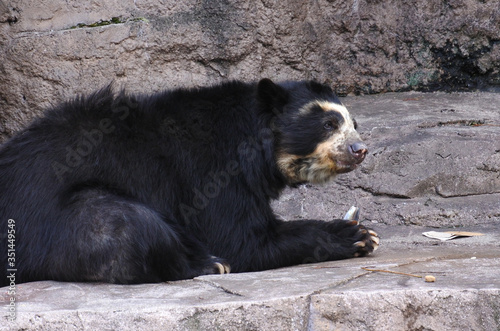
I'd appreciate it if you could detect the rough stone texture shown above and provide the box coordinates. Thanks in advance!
[2,225,500,330]
[273,91,500,228]
[1,0,499,141]
[1,92,499,331]
[1,1,500,328]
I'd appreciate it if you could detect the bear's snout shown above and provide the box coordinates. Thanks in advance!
[349,142,368,164]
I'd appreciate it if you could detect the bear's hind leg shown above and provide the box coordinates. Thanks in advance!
[49,188,229,284]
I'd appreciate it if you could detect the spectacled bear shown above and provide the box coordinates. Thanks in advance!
[0,79,379,286]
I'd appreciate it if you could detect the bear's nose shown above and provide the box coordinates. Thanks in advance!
[349,142,368,163]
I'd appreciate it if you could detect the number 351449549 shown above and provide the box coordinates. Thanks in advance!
[7,219,16,266]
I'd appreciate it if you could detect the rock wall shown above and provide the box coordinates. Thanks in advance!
[272,91,500,228]
[0,0,499,141]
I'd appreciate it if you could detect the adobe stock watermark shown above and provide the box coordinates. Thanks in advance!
[179,125,276,225]
[175,100,284,225]
[51,96,138,183]
[302,234,343,264]
[6,218,17,321]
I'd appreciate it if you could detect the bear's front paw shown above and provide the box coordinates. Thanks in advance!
[352,224,379,257]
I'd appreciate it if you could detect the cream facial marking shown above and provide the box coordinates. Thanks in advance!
[313,101,358,157]
[315,101,353,128]
[298,100,355,128]
[277,100,363,184]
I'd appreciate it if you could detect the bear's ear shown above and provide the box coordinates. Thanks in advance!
[257,78,288,112]
[307,80,333,95]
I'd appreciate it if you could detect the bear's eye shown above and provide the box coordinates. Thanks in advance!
[353,119,358,130]
[323,121,336,130]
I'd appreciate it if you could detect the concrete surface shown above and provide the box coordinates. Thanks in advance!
[1,224,499,330]
[1,92,499,330]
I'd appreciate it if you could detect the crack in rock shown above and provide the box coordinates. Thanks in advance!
[194,278,244,297]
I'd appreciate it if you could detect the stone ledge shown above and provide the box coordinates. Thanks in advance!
[2,225,499,330]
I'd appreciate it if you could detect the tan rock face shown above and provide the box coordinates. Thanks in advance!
[1,0,499,141]
[272,91,500,228]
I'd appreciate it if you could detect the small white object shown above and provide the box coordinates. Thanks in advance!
[422,231,484,241]
[343,206,360,221]
[422,231,457,241]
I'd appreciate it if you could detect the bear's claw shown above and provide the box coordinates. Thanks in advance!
[369,230,380,251]
[205,256,231,275]
[214,261,231,274]
[354,226,379,256]
[343,206,380,256]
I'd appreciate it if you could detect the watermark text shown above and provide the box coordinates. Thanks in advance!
[6,218,16,321]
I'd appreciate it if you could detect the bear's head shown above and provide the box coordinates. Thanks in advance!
[258,79,367,185]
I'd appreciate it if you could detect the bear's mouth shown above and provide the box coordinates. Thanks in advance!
[277,152,362,184]
[334,160,359,174]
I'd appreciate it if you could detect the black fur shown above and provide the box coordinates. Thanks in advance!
[281,107,345,156]
[0,80,375,286]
